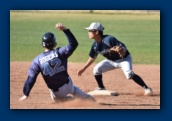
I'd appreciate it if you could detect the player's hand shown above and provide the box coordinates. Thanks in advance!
[77,69,85,77]
[19,95,27,102]
[55,23,66,31]
[109,46,126,58]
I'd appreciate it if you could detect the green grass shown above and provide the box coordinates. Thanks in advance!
[10,11,160,64]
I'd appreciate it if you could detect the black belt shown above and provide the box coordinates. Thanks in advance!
[52,79,69,92]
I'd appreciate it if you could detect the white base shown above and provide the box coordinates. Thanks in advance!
[87,90,118,96]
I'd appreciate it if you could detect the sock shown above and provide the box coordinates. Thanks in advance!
[132,74,148,89]
[94,74,105,88]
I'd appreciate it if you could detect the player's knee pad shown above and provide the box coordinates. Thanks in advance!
[126,71,135,80]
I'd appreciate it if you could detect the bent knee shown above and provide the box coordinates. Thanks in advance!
[126,71,135,80]
[93,66,102,75]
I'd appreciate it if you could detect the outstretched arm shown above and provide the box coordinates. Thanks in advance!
[78,57,95,76]
[55,23,78,58]
[19,76,37,102]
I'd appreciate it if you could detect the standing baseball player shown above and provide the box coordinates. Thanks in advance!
[19,23,94,102]
[77,22,153,95]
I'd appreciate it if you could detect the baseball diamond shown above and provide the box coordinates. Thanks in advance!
[10,62,160,109]
[10,11,160,109]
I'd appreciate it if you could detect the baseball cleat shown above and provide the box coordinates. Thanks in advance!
[94,87,106,91]
[144,88,153,96]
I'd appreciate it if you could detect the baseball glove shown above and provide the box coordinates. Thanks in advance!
[109,46,126,58]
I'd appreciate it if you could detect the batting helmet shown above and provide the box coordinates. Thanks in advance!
[42,32,57,49]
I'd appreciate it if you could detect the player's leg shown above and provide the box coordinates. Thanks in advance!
[93,59,116,90]
[67,77,95,100]
[72,86,95,100]
[49,78,75,102]
[120,55,134,79]
[49,89,67,102]
[120,55,153,95]
[132,74,153,95]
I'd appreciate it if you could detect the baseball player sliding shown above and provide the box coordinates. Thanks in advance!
[19,23,94,102]
[78,22,153,96]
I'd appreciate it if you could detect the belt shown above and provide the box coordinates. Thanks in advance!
[52,79,69,92]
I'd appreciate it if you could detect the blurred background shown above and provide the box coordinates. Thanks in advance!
[10,10,160,64]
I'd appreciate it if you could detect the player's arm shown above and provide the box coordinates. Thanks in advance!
[109,36,128,58]
[109,36,127,49]
[19,76,36,102]
[78,42,98,76]
[77,57,95,76]
[19,60,40,102]
[63,29,78,51]
[55,23,78,57]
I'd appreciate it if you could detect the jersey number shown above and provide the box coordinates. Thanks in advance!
[43,58,65,76]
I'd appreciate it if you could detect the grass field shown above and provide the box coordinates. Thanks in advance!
[10,11,160,64]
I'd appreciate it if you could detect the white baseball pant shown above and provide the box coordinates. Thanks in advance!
[93,54,134,79]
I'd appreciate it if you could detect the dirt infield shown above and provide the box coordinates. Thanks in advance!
[10,62,160,109]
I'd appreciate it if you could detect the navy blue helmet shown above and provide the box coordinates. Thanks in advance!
[42,32,57,49]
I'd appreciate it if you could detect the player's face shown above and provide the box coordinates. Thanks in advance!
[88,30,97,39]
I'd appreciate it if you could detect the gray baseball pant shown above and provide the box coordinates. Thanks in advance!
[49,77,93,102]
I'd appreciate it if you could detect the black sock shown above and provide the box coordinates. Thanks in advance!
[132,74,148,89]
[94,74,105,88]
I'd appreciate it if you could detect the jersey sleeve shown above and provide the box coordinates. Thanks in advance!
[28,59,40,78]
[23,76,36,96]
[58,29,78,58]
[23,58,41,96]
[89,42,98,59]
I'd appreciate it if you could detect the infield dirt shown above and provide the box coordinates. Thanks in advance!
[10,62,160,109]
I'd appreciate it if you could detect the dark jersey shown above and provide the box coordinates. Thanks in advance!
[89,35,130,61]
[23,29,78,96]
